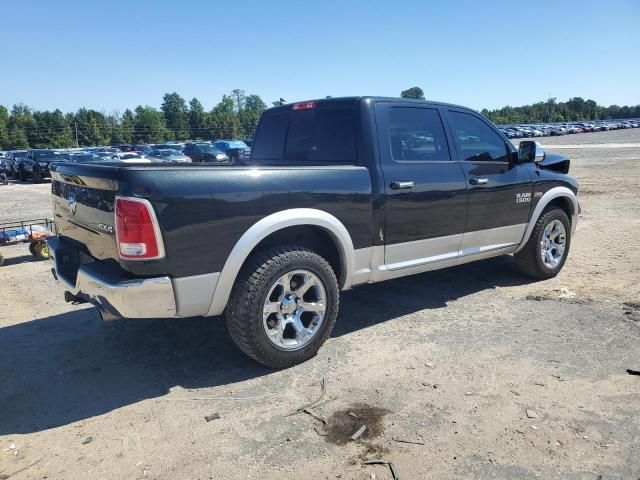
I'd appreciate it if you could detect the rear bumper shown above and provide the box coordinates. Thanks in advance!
[48,236,177,319]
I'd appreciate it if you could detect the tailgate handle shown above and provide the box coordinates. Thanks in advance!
[469,177,488,185]
[390,181,415,190]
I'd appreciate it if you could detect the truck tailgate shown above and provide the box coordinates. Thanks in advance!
[51,167,119,261]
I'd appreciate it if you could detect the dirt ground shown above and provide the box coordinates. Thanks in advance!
[1,129,639,480]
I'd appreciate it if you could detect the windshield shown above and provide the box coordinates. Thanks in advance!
[69,154,102,162]
[150,149,181,157]
[34,151,65,160]
[200,145,223,154]
[154,144,183,151]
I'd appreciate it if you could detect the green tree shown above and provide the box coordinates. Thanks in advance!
[401,87,425,100]
[133,106,168,143]
[8,125,29,149]
[239,94,267,138]
[8,104,36,147]
[188,98,207,140]
[0,105,8,149]
[73,109,110,146]
[120,109,135,144]
[161,92,189,140]
[208,95,241,139]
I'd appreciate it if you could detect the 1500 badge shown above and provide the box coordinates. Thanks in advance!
[516,192,531,204]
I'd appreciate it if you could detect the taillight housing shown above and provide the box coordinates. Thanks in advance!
[115,196,165,260]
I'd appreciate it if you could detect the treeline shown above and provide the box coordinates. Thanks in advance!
[481,97,640,125]
[1,91,639,150]
[0,89,268,150]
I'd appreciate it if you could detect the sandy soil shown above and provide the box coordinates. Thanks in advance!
[1,129,639,480]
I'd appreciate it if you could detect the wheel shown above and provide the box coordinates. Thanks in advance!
[515,207,571,279]
[29,242,37,256]
[34,240,50,260]
[0,252,4,266]
[226,245,340,368]
[33,169,42,183]
[17,167,25,182]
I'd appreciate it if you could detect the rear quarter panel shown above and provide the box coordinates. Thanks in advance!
[117,166,373,278]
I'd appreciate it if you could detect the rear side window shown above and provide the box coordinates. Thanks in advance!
[448,111,509,162]
[252,105,357,164]
[252,111,288,160]
[388,107,450,161]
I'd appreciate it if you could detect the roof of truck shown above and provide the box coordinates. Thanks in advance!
[267,96,474,113]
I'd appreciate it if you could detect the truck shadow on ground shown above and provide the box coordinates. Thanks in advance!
[0,256,530,435]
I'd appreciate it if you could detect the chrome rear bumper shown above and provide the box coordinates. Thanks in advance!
[48,236,177,320]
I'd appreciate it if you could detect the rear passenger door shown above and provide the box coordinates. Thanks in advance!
[375,103,468,269]
[444,109,533,255]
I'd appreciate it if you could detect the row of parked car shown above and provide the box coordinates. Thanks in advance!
[0,140,252,183]
[497,119,640,138]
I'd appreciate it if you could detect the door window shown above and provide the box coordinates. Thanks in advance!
[448,111,509,162]
[388,108,450,161]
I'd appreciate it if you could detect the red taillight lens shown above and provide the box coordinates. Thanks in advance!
[292,100,317,111]
[115,197,164,260]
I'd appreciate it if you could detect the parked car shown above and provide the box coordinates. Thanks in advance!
[4,150,27,177]
[112,152,151,163]
[212,140,251,165]
[48,96,579,368]
[151,143,184,152]
[62,152,106,163]
[498,128,516,139]
[145,149,192,163]
[0,157,9,184]
[183,142,229,162]
[16,149,67,182]
[504,128,524,138]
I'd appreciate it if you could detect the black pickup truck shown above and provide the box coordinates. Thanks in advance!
[17,149,67,182]
[48,97,579,367]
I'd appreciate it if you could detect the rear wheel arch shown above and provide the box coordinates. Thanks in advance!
[207,209,355,317]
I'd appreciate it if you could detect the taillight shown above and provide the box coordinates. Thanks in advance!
[115,197,165,260]
[292,100,317,111]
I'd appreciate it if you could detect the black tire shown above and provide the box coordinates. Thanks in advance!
[226,245,340,368]
[29,242,37,256]
[17,167,25,182]
[33,169,42,183]
[0,253,4,266]
[515,207,571,279]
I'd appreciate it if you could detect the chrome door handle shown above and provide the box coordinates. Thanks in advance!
[469,178,488,185]
[390,181,415,190]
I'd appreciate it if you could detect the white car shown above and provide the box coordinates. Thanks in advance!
[114,153,151,163]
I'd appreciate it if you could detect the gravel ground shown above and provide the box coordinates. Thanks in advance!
[1,129,639,480]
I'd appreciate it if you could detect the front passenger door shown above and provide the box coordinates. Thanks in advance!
[445,110,533,255]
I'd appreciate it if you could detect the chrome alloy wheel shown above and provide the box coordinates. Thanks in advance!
[540,219,567,269]
[262,269,327,350]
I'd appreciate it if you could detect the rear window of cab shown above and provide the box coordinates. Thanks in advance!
[252,102,357,164]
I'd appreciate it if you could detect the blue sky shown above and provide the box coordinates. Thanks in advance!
[1,0,638,113]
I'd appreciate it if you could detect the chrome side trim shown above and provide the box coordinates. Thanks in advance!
[207,209,356,317]
[173,272,220,318]
[384,233,463,270]
[460,223,526,256]
[514,187,579,253]
[352,244,517,284]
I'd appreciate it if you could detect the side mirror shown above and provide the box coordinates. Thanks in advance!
[518,140,545,163]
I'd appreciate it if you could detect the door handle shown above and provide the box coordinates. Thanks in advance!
[390,181,415,190]
[469,177,488,185]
